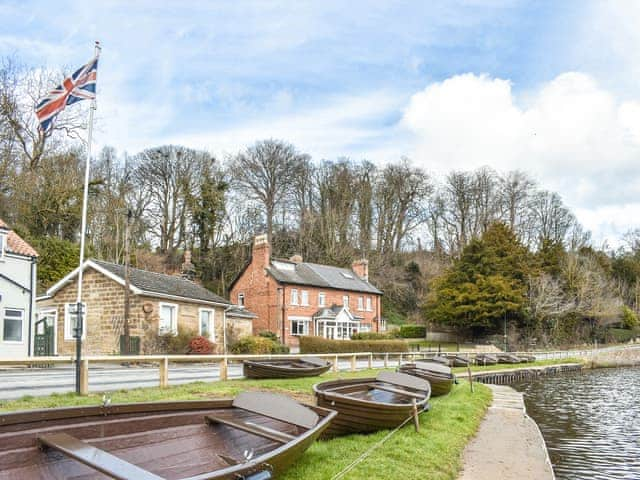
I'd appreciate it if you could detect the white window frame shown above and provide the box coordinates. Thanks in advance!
[289,316,311,336]
[301,290,309,306]
[2,308,24,343]
[318,292,326,307]
[237,292,245,307]
[357,296,364,311]
[158,302,178,336]
[366,297,373,311]
[64,303,87,341]
[342,295,349,308]
[199,308,215,341]
[0,233,5,259]
[291,289,299,305]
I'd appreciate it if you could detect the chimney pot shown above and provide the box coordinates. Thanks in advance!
[289,254,303,263]
[253,234,271,268]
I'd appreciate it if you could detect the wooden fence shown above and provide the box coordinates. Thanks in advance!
[1,345,637,395]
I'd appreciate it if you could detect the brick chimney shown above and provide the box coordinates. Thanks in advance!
[289,254,303,264]
[253,234,271,268]
[352,259,369,281]
[181,250,196,280]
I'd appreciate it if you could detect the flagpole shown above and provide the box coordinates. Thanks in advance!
[74,40,101,395]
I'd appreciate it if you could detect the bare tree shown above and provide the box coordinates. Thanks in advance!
[230,139,308,244]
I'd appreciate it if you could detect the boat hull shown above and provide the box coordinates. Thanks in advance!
[0,394,336,480]
[313,373,430,438]
[243,359,332,379]
[398,365,455,396]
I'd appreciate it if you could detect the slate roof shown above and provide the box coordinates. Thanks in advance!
[267,259,382,294]
[92,259,230,305]
[314,304,363,320]
[0,218,38,258]
[225,305,258,319]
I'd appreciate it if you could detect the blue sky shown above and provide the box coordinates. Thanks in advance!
[2,1,640,245]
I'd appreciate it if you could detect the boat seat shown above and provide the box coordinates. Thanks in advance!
[233,392,319,429]
[38,432,163,480]
[205,415,295,444]
[372,384,427,399]
[376,371,430,393]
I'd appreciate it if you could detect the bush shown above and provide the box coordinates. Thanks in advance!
[144,327,198,354]
[621,306,639,329]
[350,331,395,340]
[299,336,409,354]
[229,335,290,354]
[187,336,214,354]
[258,331,279,342]
[398,325,427,338]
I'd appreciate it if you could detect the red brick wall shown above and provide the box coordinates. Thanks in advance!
[230,240,382,347]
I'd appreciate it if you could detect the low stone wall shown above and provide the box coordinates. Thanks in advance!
[473,364,583,385]
[590,346,640,367]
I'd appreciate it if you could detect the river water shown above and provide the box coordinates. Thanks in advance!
[513,367,640,479]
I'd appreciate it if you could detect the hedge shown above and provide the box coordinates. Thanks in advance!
[350,331,396,340]
[229,336,290,354]
[299,336,409,354]
[399,325,426,338]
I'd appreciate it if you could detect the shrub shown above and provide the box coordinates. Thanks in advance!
[187,336,214,354]
[350,331,395,340]
[399,325,427,338]
[144,327,198,354]
[299,336,409,354]
[621,306,639,329]
[258,331,279,342]
[229,335,290,354]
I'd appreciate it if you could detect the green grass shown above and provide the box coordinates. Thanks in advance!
[0,369,493,480]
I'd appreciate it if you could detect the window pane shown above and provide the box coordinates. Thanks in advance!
[160,305,175,332]
[3,310,22,342]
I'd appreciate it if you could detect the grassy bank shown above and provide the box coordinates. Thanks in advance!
[0,369,492,480]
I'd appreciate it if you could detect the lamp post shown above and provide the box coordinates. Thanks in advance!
[503,312,508,352]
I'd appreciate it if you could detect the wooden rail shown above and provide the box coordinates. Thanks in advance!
[1,345,637,396]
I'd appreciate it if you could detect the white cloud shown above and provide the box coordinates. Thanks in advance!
[401,72,640,246]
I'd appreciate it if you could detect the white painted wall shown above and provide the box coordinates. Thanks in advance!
[0,253,36,359]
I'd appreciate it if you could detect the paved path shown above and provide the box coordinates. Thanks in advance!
[458,384,555,480]
[0,359,392,400]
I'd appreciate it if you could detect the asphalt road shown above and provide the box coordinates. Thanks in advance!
[0,359,393,400]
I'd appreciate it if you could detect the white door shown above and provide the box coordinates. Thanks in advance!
[325,326,335,339]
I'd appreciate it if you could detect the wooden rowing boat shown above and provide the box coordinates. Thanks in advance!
[474,353,498,366]
[0,392,336,480]
[398,361,455,397]
[517,354,536,362]
[313,371,431,438]
[446,354,470,367]
[424,355,451,366]
[496,353,522,364]
[243,357,332,379]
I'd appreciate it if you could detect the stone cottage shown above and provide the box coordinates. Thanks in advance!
[37,258,252,355]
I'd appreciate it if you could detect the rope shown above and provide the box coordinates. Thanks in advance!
[330,413,419,480]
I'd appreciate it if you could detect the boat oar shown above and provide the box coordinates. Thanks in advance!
[468,365,474,393]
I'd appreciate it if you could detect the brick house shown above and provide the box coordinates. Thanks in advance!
[230,235,384,348]
[36,259,252,356]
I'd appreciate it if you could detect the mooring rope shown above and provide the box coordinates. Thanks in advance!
[330,413,419,480]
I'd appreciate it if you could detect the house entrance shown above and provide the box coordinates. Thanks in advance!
[34,313,55,356]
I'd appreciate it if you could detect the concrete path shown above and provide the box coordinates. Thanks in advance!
[458,385,555,480]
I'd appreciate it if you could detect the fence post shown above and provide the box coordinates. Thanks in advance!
[159,357,169,388]
[333,355,339,372]
[220,357,228,381]
[384,353,389,369]
[398,353,403,367]
[368,353,373,370]
[80,359,89,396]
[351,354,357,372]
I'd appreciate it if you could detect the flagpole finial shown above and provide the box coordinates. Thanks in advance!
[94,40,102,56]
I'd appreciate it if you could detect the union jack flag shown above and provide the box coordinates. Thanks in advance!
[35,56,98,133]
